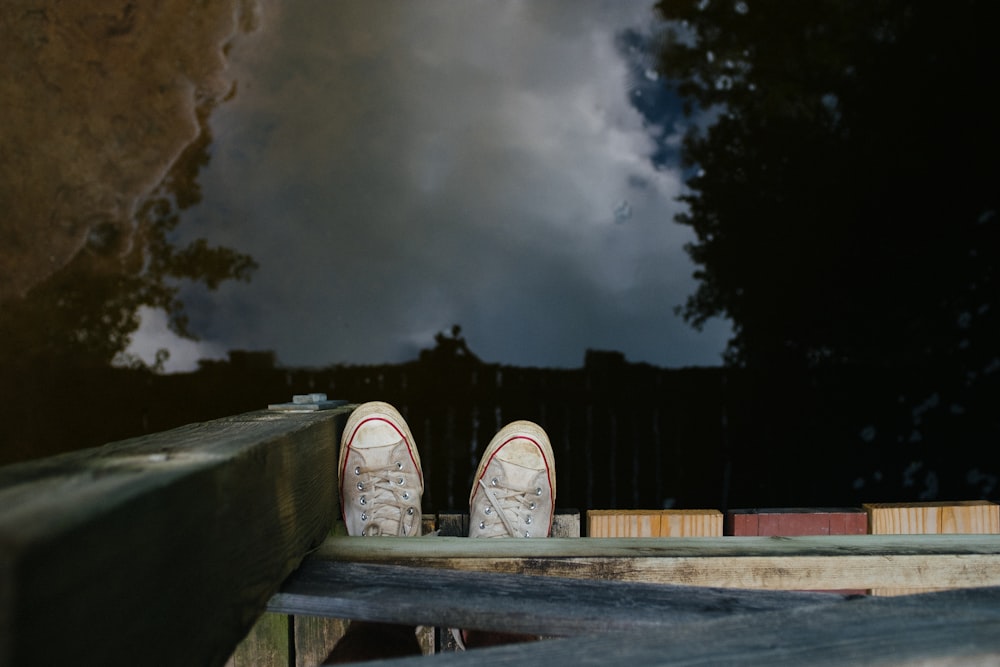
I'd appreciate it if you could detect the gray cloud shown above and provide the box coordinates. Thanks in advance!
[132,0,731,371]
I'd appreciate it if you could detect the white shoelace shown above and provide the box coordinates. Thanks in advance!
[477,477,542,538]
[354,462,416,536]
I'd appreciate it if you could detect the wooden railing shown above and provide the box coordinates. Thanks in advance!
[0,405,349,667]
[2,404,1000,666]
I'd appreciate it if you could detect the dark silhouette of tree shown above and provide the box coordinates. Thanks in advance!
[654,0,1000,374]
[0,106,257,369]
[648,0,1000,501]
[418,325,481,366]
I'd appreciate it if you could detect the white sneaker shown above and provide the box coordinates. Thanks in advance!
[339,402,423,536]
[468,421,556,538]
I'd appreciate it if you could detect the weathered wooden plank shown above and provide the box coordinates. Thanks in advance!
[725,507,869,594]
[293,616,350,667]
[224,612,291,667]
[312,534,1000,591]
[269,560,849,637]
[0,406,350,667]
[435,511,581,537]
[341,586,1000,666]
[864,500,1000,596]
[551,511,581,538]
[309,512,585,657]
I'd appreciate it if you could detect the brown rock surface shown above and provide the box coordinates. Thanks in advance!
[0,0,260,301]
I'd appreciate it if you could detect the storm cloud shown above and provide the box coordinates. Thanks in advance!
[129,0,731,371]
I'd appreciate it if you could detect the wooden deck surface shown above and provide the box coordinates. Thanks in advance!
[336,584,1000,666]
[311,533,1000,593]
[4,402,1000,666]
[268,560,852,636]
[254,533,1000,664]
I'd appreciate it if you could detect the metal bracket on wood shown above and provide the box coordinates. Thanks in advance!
[267,393,348,412]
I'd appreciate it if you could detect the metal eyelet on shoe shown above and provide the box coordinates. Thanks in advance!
[484,506,492,515]
[354,466,361,475]
[360,496,367,505]
[479,521,486,529]
[407,507,415,515]
[360,512,368,521]
[491,477,499,486]
[396,477,404,485]
[402,491,410,500]
[396,462,403,469]
[535,487,543,496]
[357,481,364,491]
[529,501,537,510]
[524,531,531,537]
[525,516,532,525]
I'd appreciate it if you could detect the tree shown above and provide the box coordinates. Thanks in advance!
[419,325,481,366]
[654,0,1000,373]
[0,106,257,369]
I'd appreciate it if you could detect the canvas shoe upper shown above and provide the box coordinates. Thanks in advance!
[339,402,423,537]
[468,420,556,538]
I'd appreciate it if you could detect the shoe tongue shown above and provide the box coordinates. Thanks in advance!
[352,422,403,449]
[493,458,543,492]
[355,440,403,469]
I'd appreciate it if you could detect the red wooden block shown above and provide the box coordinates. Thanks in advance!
[725,508,869,595]
[725,508,868,536]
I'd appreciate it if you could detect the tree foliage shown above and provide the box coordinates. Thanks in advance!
[655,0,1000,373]
[0,110,257,369]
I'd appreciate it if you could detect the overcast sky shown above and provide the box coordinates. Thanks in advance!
[126,0,732,372]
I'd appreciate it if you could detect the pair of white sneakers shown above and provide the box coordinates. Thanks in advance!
[338,401,556,538]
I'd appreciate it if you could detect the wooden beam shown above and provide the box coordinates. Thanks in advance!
[269,560,849,636]
[864,500,999,595]
[724,507,869,594]
[351,585,1000,666]
[0,406,350,667]
[312,533,1000,592]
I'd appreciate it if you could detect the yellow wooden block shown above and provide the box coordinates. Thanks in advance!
[587,510,661,537]
[587,509,722,537]
[661,509,723,537]
[863,500,999,596]
[864,501,999,535]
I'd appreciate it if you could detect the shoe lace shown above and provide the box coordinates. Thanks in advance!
[477,476,544,538]
[355,462,417,536]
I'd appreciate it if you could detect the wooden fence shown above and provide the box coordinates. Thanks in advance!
[6,353,998,512]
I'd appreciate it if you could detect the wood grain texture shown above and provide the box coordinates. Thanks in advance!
[434,512,581,538]
[269,560,849,636]
[224,612,290,667]
[296,512,584,659]
[0,406,350,667]
[864,500,999,596]
[335,585,1000,666]
[312,534,1000,592]
[587,509,722,537]
[865,500,999,535]
[724,508,869,594]
[293,616,350,667]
